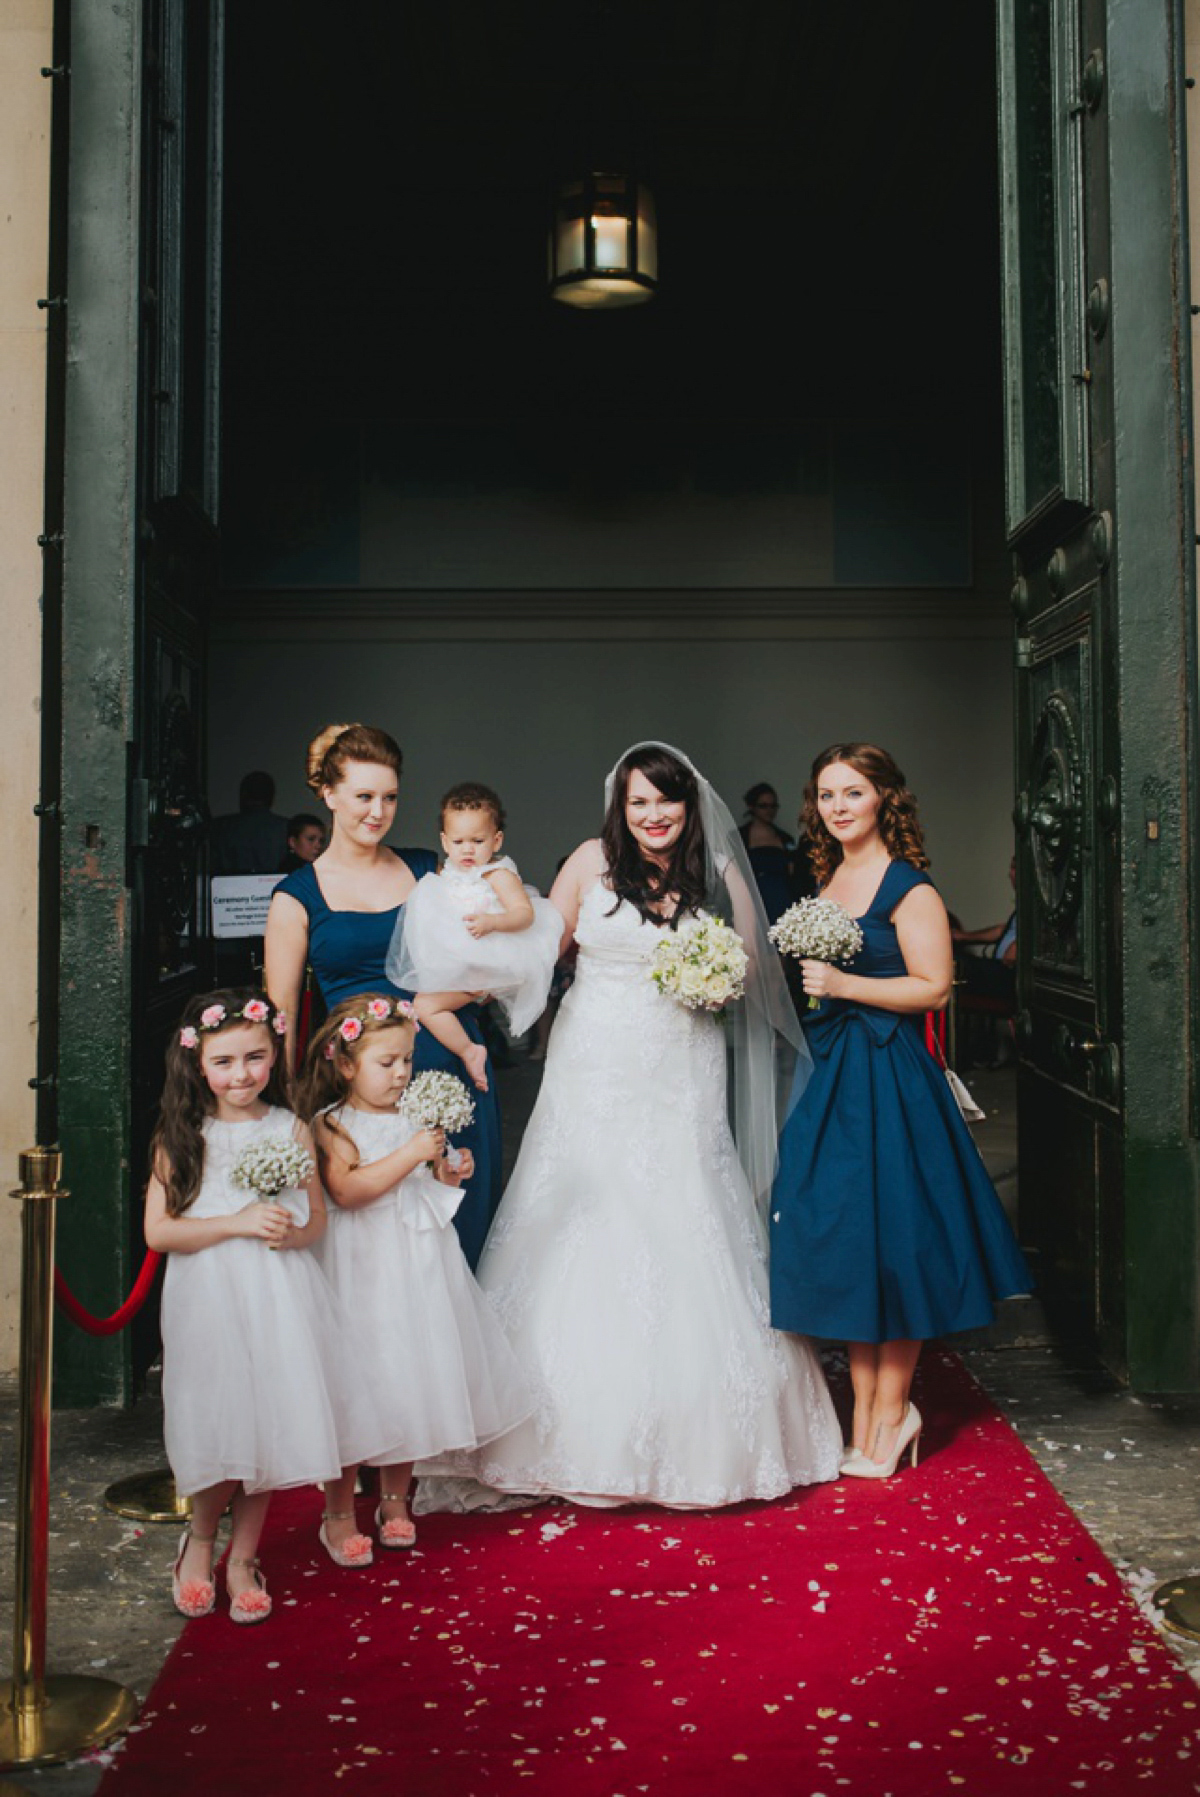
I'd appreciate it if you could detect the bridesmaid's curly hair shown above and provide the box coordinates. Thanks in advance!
[803,743,930,888]
[601,745,708,929]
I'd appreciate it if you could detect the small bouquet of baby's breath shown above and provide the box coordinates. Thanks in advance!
[650,916,748,1017]
[401,1072,476,1167]
[769,896,864,1009]
[230,1139,314,1200]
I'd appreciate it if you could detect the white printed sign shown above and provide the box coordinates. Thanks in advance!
[211,874,286,939]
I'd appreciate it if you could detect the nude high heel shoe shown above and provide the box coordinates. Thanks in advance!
[840,1402,922,1480]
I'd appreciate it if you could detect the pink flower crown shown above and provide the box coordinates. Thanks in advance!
[179,997,287,1050]
[323,997,420,1058]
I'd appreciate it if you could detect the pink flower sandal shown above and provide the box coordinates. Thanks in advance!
[227,1556,272,1625]
[374,1494,417,1551]
[171,1526,217,1620]
[319,1510,375,1569]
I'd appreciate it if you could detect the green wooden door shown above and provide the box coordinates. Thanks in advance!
[997,0,1199,1388]
[55,0,221,1404]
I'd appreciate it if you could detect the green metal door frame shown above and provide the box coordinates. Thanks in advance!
[1107,0,1199,1388]
[999,0,1200,1390]
[54,0,143,1404]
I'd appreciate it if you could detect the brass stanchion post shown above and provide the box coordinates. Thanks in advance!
[1154,1575,1200,1642]
[0,1148,138,1771]
[103,1467,190,1524]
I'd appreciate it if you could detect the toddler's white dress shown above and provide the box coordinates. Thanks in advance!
[316,1105,532,1460]
[391,855,561,1035]
[162,1106,398,1496]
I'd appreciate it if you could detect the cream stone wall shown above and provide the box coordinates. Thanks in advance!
[0,2,52,1370]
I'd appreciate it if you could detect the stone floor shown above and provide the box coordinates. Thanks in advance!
[2,1064,1199,1792]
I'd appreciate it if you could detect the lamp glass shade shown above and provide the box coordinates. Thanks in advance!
[549,172,657,309]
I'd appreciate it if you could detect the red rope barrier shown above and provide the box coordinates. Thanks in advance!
[53,1248,162,1336]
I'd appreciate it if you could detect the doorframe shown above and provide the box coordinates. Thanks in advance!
[53,0,143,1405]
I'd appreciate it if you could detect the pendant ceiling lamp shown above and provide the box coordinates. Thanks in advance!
[549,170,658,310]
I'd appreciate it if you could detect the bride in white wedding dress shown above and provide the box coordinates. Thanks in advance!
[416,743,842,1509]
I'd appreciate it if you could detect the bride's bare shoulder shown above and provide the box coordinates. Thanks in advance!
[550,839,607,910]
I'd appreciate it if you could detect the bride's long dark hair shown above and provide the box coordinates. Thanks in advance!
[600,745,709,928]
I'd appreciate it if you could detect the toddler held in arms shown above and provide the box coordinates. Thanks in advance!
[388,782,561,1091]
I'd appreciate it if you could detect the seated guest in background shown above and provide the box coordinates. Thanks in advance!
[282,812,327,872]
[210,771,290,876]
[952,855,1017,1064]
[738,781,795,923]
[952,855,1017,988]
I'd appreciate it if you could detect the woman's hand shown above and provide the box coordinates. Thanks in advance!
[436,1147,475,1187]
[463,913,495,940]
[800,959,850,1001]
[414,1127,447,1163]
[232,1201,293,1246]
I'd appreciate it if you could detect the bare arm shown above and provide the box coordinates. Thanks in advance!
[952,919,1007,944]
[315,1112,447,1211]
[801,885,954,1014]
[275,1121,326,1250]
[264,889,310,1072]
[144,1169,292,1253]
[548,839,606,956]
[466,866,535,938]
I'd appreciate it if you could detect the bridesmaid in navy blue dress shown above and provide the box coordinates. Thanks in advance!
[264,723,501,1267]
[769,743,1030,1479]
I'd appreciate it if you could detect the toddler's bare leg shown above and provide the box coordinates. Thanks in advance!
[414,992,489,1091]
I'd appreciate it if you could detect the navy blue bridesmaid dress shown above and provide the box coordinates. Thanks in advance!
[275,848,503,1268]
[769,859,1031,1342]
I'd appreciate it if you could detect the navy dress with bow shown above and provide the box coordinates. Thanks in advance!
[769,859,1031,1343]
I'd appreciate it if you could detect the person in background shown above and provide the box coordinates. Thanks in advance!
[282,813,327,872]
[952,855,1017,985]
[952,854,1017,1064]
[210,771,290,876]
[738,781,795,923]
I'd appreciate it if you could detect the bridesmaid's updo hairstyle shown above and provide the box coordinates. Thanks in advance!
[803,743,930,888]
[306,723,404,797]
[601,745,709,930]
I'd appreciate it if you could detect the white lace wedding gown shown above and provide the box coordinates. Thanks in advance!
[416,880,843,1509]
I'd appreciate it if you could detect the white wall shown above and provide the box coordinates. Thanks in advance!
[0,0,51,1370]
[209,592,1015,928]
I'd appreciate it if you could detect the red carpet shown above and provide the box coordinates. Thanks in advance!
[96,1352,1199,1796]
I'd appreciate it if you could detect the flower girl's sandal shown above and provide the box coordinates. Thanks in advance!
[171,1526,217,1619]
[375,1496,417,1551]
[319,1511,374,1568]
[227,1556,272,1625]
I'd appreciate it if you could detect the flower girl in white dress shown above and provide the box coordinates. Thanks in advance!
[144,990,394,1625]
[298,994,531,1563]
[387,782,561,1092]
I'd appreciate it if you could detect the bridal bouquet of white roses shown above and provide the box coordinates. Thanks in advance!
[401,1071,476,1167]
[650,916,748,1016]
[769,896,864,1009]
[230,1138,314,1201]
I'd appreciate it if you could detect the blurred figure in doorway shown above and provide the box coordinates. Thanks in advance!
[210,770,289,876]
[282,812,327,872]
[738,781,795,923]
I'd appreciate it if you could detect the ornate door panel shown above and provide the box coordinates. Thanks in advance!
[55,0,222,1403]
[999,0,1198,1387]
